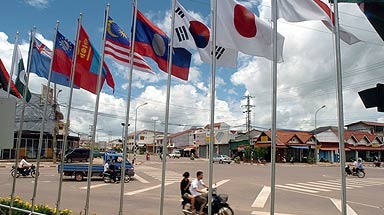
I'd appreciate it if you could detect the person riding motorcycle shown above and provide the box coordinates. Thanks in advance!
[356,158,363,172]
[104,159,117,183]
[189,171,208,215]
[18,156,32,176]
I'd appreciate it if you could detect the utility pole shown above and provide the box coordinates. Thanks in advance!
[242,95,255,161]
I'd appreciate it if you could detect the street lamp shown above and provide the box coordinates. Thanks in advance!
[314,105,326,163]
[133,102,148,164]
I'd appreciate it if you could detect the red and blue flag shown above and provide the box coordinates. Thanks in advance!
[134,9,191,81]
[31,37,78,88]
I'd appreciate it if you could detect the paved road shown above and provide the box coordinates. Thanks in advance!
[0,157,383,215]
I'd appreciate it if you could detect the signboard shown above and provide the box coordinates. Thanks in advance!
[0,97,16,149]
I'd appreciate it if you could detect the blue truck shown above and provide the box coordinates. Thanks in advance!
[58,152,135,181]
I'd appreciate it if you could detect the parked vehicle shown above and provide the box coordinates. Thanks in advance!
[64,148,90,163]
[213,155,232,164]
[169,150,181,159]
[345,165,365,178]
[181,187,234,215]
[10,164,38,178]
[58,152,135,181]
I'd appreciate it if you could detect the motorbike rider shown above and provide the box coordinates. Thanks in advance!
[190,171,208,215]
[180,172,195,214]
[18,156,32,176]
[104,159,117,183]
[356,158,364,172]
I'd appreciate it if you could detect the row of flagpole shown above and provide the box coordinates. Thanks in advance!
[5,0,357,214]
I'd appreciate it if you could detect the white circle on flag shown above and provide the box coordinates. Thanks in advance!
[152,33,166,57]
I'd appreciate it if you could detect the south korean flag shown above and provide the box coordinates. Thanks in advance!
[173,1,238,68]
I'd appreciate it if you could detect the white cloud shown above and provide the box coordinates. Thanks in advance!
[24,0,50,9]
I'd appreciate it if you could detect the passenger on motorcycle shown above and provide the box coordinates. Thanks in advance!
[356,158,363,172]
[190,171,208,215]
[180,172,195,214]
[104,159,117,183]
[18,156,32,176]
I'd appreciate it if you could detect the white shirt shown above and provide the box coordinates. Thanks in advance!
[104,163,109,172]
[189,178,206,197]
[18,159,31,168]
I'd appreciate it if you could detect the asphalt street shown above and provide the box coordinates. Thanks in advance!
[0,156,383,215]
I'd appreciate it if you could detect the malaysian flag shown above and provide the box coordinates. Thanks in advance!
[105,16,154,74]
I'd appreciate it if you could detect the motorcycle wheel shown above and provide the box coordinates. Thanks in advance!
[357,171,365,178]
[11,170,20,178]
[217,206,234,215]
[182,203,192,215]
[30,170,39,178]
[103,176,111,183]
[124,176,131,183]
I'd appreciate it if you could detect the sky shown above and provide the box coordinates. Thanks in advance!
[0,0,383,141]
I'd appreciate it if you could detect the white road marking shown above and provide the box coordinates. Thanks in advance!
[214,179,231,187]
[80,184,109,189]
[275,185,318,193]
[251,211,297,215]
[124,182,174,195]
[133,173,150,183]
[330,198,358,215]
[252,186,270,208]
[285,183,330,192]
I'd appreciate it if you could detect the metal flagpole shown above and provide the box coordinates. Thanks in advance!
[7,32,19,98]
[208,0,219,214]
[270,0,278,214]
[159,0,176,213]
[332,1,347,214]
[56,15,82,215]
[30,21,59,214]
[9,27,36,215]
[84,4,110,215]
[119,1,139,212]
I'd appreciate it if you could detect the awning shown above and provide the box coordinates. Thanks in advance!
[289,145,309,149]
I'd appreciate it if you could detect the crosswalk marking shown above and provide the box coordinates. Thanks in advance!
[252,186,270,208]
[330,198,358,215]
[80,184,109,189]
[251,211,297,215]
[276,178,384,194]
[133,173,150,183]
[124,182,174,195]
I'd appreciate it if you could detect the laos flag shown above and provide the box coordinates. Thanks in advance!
[134,9,191,81]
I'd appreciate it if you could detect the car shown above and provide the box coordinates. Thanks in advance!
[168,150,181,159]
[64,148,90,163]
[213,154,232,164]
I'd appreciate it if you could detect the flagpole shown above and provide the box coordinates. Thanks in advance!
[7,32,19,98]
[56,15,82,215]
[30,21,59,214]
[333,1,347,215]
[270,0,278,214]
[84,4,110,215]
[159,0,176,213]
[207,0,218,215]
[118,0,137,213]
[9,27,36,215]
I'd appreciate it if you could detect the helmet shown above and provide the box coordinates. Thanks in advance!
[358,158,362,162]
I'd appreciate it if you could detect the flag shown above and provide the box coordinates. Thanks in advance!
[0,58,21,98]
[173,1,238,68]
[30,37,78,88]
[52,31,74,80]
[77,25,115,93]
[105,16,154,74]
[277,0,361,45]
[14,45,31,102]
[134,9,192,81]
[215,0,285,61]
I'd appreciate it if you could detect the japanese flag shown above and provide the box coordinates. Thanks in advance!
[215,0,285,62]
[277,0,361,45]
[173,1,238,68]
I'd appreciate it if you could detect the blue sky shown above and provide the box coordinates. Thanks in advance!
[0,0,383,141]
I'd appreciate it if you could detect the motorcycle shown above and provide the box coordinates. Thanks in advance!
[345,165,365,178]
[181,187,234,215]
[10,164,38,178]
[103,170,131,183]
